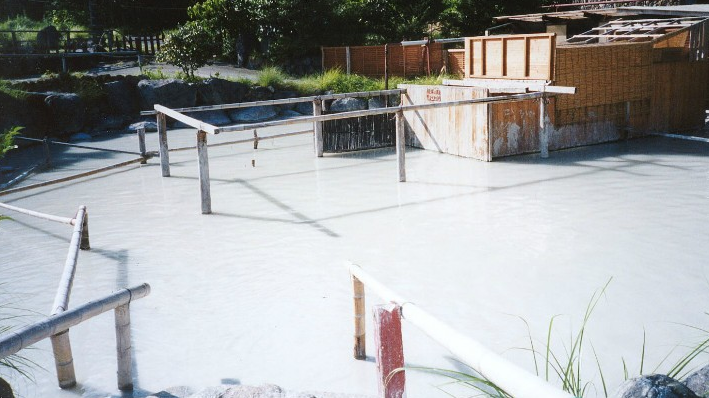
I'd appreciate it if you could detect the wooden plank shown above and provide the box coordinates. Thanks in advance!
[374,304,406,398]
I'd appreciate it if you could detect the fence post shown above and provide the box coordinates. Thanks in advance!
[352,275,366,360]
[42,136,52,168]
[115,303,133,391]
[197,130,212,215]
[137,127,147,164]
[80,209,90,250]
[50,331,76,388]
[374,303,406,398]
[313,99,324,157]
[539,93,549,159]
[157,113,170,177]
[395,109,406,182]
[346,46,351,75]
[253,130,259,150]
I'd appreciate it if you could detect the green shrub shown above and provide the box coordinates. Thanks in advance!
[0,126,21,158]
[156,21,217,79]
[256,66,290,89]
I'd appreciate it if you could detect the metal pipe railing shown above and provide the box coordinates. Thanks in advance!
[347,262,574,398]
[0,202,75,225]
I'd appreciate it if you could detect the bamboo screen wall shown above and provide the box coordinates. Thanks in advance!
[447,49,465,76]
[322,43,445,77]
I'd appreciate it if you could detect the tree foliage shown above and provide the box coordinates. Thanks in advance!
[156,22,217,78]
[0,126,21,159]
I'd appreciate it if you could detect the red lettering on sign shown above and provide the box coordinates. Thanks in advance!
[426,88,441,102]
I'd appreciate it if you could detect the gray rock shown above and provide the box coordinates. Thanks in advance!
[197,78,249,105]
[330,97,367,112]
[274,91,300,111]
[278,110,303,119]
[148,386,194,398]
[245,86,274,102]
[685,364,709,397]
[388,95,401,107]
[186,110,232,126]
[94,115,128,131]
[0,91,50,139]
[368,97,386,109]
[103,80,138,116]
[0,377,14,398]
[228,106,278,123]
[189,385,229,398]
[295,102,313,115]
[221,384,283,398]
[128,121,158,132]
[69,132,92,142]
[137,79,197,111]
[45,93,85,133]
[613,374,700,398]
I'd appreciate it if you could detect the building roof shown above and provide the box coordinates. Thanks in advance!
[493,9,628,23]
[620,5,709,17]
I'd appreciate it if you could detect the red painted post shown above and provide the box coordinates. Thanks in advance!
[374,303,405,398]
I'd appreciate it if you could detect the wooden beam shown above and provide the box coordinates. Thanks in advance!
[313,99,324,157]
[374,304,405,398]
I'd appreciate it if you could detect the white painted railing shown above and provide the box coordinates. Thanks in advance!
[347,262,574,398]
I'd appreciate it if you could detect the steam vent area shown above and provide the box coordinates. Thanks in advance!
[1,7,709,398]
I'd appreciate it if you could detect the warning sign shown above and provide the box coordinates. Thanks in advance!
[426,88,441,102]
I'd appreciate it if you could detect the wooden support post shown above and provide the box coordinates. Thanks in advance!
[539,95,549,159]
[196,130,212,215]
[137,127,147,164]
[80,210,90,250]
[346,46,351,75]
[253,130,259,149]
[352,275,366,360]
[50,331,76,389]
[395,110,406,182]
[115,303,132,391]
[43,137,52,168]
[157,113,170,177]
[313,99,324,157]
[374,304,406,398]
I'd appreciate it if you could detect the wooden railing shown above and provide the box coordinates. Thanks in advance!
[0,29,163,55]
[347,262,574,398]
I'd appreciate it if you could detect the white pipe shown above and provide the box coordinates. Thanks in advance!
[347,262,574,398]
[51,206,86,315]
[0,202,74,225]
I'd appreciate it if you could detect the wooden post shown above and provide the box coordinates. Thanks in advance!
[197,130,212,215]
[539,94,549,159]
[346,46,351,75]
[313,99,324,157]
[80,210,90,250]
[115,303,132,391]
[395,110,406,182]
[374,304,405,398]
[253,130,259,150]
[352,275,366,360]
[157,113,170,177]
[137,127,147,164]
[50,331,76,388]
[43,137,52,168]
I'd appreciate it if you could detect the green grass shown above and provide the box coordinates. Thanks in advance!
[0,80,27,100]
[0,286,41,381]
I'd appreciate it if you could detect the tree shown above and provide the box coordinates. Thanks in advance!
[440,0,552,37]
[156,21,217,78]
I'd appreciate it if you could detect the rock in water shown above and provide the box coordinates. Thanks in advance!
[228,106,278,123]
[103,80,138,116]
[368,97,386,109]
[295,101,313,115]
[137,79,197,111]
[45,93,86,133]
[329,97,367,112]
[685,364,709,397]
[0,377,14,398]
[613,374,700,398]
[197,78,249,105]
[128,121,158,132]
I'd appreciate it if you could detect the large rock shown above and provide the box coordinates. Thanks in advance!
[0,91,50,139]
[137,79,197,111]
[329,97,367,112]
[148,385,193,398]
[228,106,278,123]
[245,86,274,102]
[189,110,233,126]
[128,121,158,132]
[274,90,300,111]
[295,101,313,115]
[614,374,700,398]
[45,93,86,133]
[368,97,386,109]
[36,26,60,53]
[197,78,249,105]
[685,364,709,397]
[0,377,14,398]
[103,80,138,116]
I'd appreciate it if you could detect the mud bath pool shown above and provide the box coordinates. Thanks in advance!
[1,126,708,397]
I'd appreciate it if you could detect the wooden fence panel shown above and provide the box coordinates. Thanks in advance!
[465,33,555,80]
[322,43,445,77]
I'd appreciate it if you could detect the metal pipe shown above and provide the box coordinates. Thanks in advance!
[168,130,313,153]
[15,136,143,156]
[347,262,573,398]
[0,284,151,359]
[0,202,74,225]
[51,206,86,315]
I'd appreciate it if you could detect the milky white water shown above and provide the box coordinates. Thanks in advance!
[1,126,708,398]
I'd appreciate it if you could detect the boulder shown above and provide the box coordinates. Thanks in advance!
[45,93,86,133]
[295,101,313,115]
[685,364,709,397]
[128,121,158,132]
[329,97,367,112]
[69,132,92,142]
[278,110,303,119]
[221,384,283,398]
[245,86,274,102]
[148,386,193,398]
[0,377,13,398]
[613,374,700,398]
[274,90,300,110]
[228,106,278,123]
[368,97,386,109]
[103,80,138,116]
[197,78,249,105]
[137,79,197,111]
[188,110,232,126]
[94,115,129,131]
[0,91,50,139]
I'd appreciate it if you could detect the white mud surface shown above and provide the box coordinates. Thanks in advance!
[1,126,708,398]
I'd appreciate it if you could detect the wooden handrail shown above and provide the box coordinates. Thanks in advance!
[0,202,75,225]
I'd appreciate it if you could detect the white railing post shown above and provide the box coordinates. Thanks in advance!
[539,93,549,159]
[137,127,147,164]
[374,303,406,398]
[313,99,324,157]
[157,112,170,177]
[197,130,212,215]
[395,110,406,182]
[115,303,132,391]
[80,207,90,250]
[352,275,366,360]
[50,332,76,388]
